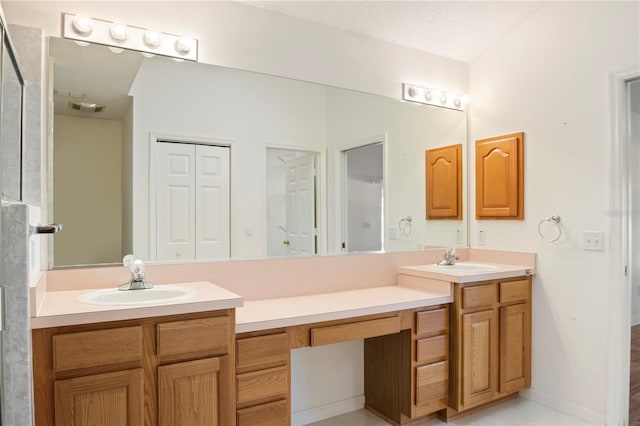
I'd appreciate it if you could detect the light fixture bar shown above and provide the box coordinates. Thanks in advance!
[402,82,466,111]
[62,13,198,61]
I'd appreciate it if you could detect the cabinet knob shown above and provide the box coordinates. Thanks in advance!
[283,240,290,246]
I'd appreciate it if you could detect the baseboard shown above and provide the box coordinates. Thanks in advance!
[291,395,365,426]
[520,388,605,425]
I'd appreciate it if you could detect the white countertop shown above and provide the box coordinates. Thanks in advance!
[235,285,452,334]
[398,262,535,283]
[31,281,243,329]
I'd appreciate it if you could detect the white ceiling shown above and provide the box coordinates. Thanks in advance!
[243,1,547,62]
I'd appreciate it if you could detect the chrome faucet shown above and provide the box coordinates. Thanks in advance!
[119,255,154,291]
[437,248,460,266]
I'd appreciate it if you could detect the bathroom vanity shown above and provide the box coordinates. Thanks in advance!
[29,252,534,425]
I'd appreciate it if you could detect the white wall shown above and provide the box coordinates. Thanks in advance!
[468,1,640,422]
[53,114,122,265]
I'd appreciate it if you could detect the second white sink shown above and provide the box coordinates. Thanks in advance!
[437,262,500,272]
[78,285,196,306]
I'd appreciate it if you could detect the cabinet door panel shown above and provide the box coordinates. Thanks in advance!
[158,357,228,426]
[462,309,498,408]
[500,303,531,393]
[425,144,462,219]
[475,132,524,219]
[54,369,143,426]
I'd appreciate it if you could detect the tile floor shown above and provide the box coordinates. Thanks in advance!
[307,397,591,426]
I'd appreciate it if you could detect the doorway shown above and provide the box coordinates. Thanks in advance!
[341,142,384,252]
[265,148,320,257]
[608,69,640,425]
[628,77,640,423]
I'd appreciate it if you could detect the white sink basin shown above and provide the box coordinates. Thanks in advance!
[78,285,196,306]
[436,262,500,272]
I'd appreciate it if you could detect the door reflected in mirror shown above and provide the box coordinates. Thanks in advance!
[49,37,467,268]
[266,148,321,257]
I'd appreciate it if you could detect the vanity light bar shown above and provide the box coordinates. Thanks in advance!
[62,13,198,62]
[402,83,466,111]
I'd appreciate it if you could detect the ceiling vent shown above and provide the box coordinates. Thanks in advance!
[69,101,106,113]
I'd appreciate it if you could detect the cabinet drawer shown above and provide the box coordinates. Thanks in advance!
[415,361,448,406]
[157,316,229,359]
[415,308,448,335]
[53,326,142,372]
[236,366,288,407]
[500,279,529,304]
[462,284,495,309]
[416,335,448,364]
[310,316,400,347]
[237,333,288,372]
[237,399,288,426]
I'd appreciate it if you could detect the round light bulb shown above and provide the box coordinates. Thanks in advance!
[110,23,128,42]
[453,96,462,108]
[72,16,93,35]
[407,86,416,98]
[144,31,161,48]
[440,93,448,104]
[175,36,193,55]
[425,90,432,101]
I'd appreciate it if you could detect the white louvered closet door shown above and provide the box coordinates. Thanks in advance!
[156,142,230,261]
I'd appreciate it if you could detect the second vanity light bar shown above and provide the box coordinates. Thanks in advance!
[62,13,198,62]
[402,82,467,111]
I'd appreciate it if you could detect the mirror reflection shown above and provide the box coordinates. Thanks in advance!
[50,37,467,268]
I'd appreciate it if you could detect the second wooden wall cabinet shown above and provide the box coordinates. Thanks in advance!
[475,132,524,219]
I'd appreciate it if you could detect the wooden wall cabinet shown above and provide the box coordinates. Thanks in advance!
[425,144,462,219]
[364,305,449,424]
[475,132,524,219]
[33,310,235,426]
[443,276,531,420]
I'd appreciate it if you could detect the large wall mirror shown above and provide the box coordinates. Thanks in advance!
[49,37,467,268]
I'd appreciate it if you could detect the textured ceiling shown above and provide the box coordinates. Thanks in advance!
[243,1,547,62]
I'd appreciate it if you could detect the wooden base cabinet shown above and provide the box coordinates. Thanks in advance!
[33,310,235,426]
[364,305,449,424]
[444,277,531,420]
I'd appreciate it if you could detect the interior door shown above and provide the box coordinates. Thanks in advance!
[285,154,316,255]
[156,142,196,261]
[195,145,230,260]
[343,142,383,252]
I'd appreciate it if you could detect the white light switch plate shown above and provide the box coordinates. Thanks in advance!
[583,231,604,251]
[478,230,486,246]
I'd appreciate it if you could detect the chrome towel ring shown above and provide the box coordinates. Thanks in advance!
[538,215,562,242]
[399,216,412,236]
